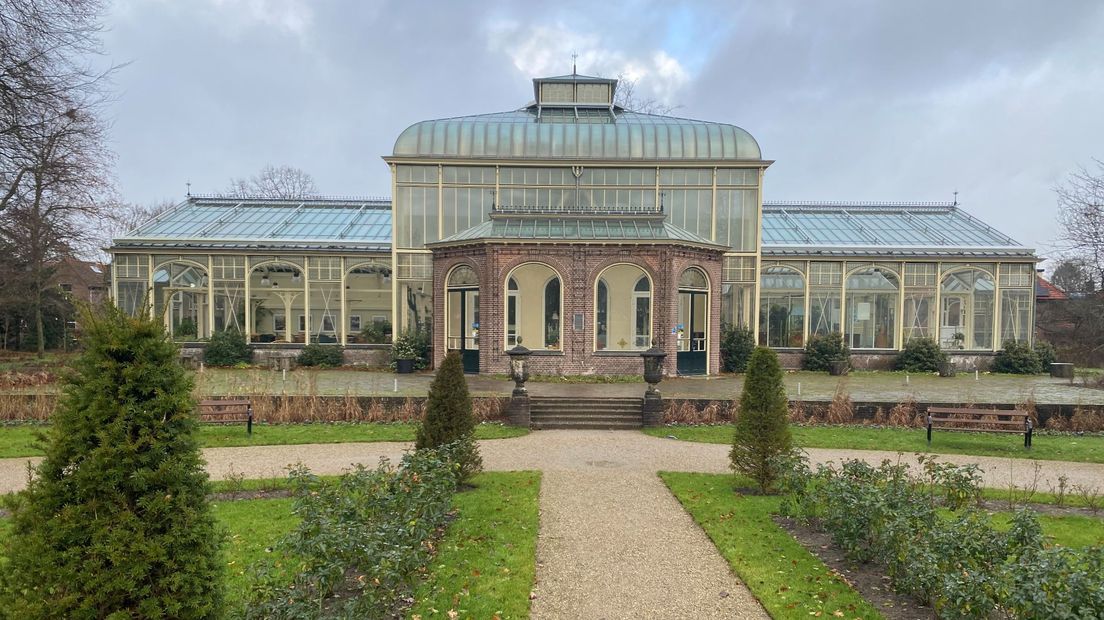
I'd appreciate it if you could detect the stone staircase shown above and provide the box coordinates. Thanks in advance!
[529,396,643,430]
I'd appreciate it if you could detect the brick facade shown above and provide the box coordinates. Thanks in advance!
[431,241,724,376]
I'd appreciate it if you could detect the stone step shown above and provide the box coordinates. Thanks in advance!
[532,420,643,430]
[531,405,643,414]
[530,413,642,423]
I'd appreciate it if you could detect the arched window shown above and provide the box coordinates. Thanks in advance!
[940,268,994,350]
[594,264,651,350]
[504,263,561,350]
[506,277,519,346]
[679,267,708,290]
[845,267,899,349]
[447,265,478,287]
[758,265,805,347]
[544,277,561,348]
[445,265,479,356]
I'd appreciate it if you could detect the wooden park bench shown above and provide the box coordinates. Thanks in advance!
[198,399,253,435]
[926,407,1033,448]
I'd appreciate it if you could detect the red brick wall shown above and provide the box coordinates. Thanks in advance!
[431,242,724,376]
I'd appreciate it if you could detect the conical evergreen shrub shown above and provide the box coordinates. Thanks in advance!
[731,346,793,493]
[416,351,481,481]
[0,305,224,618]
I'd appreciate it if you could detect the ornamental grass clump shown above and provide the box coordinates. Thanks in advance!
[416,350,482,482]
[0,305,224,619]
[730,347,792,493]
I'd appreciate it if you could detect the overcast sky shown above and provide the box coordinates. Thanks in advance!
[101,0,1104,259]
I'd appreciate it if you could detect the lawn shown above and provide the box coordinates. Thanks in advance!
[661,471,883,619]
[408,471,541,619]
[1,471,540,617]
[645,424,1104,464]
[0,422,528,458]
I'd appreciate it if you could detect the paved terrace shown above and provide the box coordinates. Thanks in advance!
[177,369,1104,406]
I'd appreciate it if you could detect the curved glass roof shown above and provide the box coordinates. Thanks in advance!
[392,108,761,161]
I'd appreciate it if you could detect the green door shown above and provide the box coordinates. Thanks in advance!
[447,288,479,373]
[676,290,707,375]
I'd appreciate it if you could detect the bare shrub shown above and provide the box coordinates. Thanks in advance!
[888,399,917,427]
[1074,484,1102,515]
[871,407,886,425]
[1018,391,1039,426]
[1071,407,1104,432]
[1045,413,1071,431]
[825,383,854,424]
[471,397,507,422]
[788,400,807,424]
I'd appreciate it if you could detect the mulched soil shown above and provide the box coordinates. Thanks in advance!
[977,498,1103,518]
[773,516,935,620]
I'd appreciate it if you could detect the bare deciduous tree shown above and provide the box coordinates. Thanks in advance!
[614,73,679,115]
[1,0,113,213]
[0,0,116,354]
[1055,159,1104,287]
[226,165,317,199]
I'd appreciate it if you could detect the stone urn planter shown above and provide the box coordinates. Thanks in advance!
[828,359,850,376]
[938,360,956,377]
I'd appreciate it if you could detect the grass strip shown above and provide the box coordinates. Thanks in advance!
[660,471,884,619]
[0,422,528,458]
[408,471,541,619]
[214,497,297,607]
[645,424,1104,464]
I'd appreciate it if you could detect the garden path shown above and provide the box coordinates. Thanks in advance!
[4,433,1104,617]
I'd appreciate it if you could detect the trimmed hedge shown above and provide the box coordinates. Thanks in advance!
[802,332,849,372]
[896,337,948,372]
[204,329,252,366]
[720,323,756,373]
[296,343,344,367]
[992,340,1043,374]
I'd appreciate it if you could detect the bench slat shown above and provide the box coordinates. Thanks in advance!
[929,418,1025,426]
[927,407,1027,417]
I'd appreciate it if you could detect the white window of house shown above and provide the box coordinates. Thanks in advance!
[349,315,362,331]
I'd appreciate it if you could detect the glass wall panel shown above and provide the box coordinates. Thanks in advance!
[809,291,841,337]
[903,293,936,341]
[594,264,651,350]
[504,263,561,350]
[1000,289,1033,344]
[442,187,493,237]
[721,283,754,328]
[394,186,439,248]
[759,266,805,347]
[398,280,433,335]
[665,189,711,239]
[152,262,208,339]
[940,269,994,350]
[116,280,147,317]
[249,261,304,342]
[715,189,757,251]
[845,268,898,349]
[346,260,392,343]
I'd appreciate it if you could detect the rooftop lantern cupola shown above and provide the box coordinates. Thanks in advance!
[532,70,619,121]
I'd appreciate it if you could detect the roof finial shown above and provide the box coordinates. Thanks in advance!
[571,51,578,76]
[952,190,958,206]
[186,181,191,197]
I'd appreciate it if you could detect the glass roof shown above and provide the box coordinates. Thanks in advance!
[431,215,723,248]
[761,202,1034,258]
[113,197,392,251]
[392,108,761,161]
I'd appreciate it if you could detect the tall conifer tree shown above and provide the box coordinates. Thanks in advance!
[730,346,793,493]
[416,351,482,481]
[0,305,224,618]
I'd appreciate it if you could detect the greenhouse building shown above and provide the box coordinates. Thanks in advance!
[110,71,1037,374]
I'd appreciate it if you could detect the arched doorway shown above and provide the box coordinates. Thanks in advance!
[677,267,710,375]
[503,262,562,352]
[445,265,480,373]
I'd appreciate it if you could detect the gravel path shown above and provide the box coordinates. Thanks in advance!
[3,432,1104,617]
